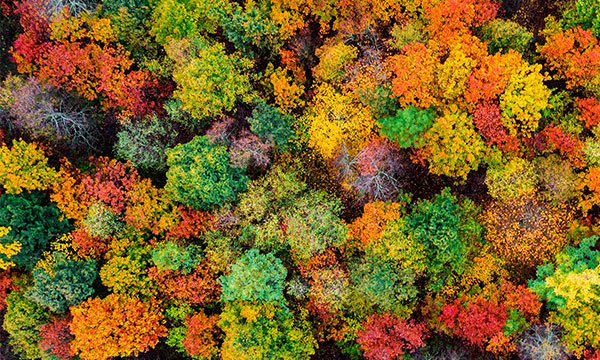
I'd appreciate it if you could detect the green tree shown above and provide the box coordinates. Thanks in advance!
[407,188,482,291]
[165,135,248,210]
[222,1,281,58]
[378,106,435,148]
[219,248,287,305]
[248,101,296,150]
[0,192,71,269]
[3,291,49,359]
[169,38,253,122]
[349,255,418,318]
[26,252,97,314]
[114,114,179,172]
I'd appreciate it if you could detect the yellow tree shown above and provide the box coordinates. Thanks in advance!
[304,83,374,160]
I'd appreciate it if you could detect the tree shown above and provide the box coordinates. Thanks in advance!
[388,41,438,108]
[407,188,482,291]
[114,114,179,173]
[222,1,282,58]
[219,302,316,360]
[499,60,550,137]
[347,201,403,251]
[479,19,533,54]
[165,135,248,210]
[219,249,287,305]
[70,294,166,360]
[182,311,221,359]
[313,42,358,84]
[169,38,253,122]
[349,255,418,317]
[39,316,74,360]
[0,192,71,269]
[0,76,98,150]
[378,106,435,149]
[150,0,231,44]
[529,236,600,356]
[304,83,374,160]
[3,291,49,359]
[248,101,296,150]
[0,139,58,195]
[485,157,537,200]
[481,196,573,272]
[421,108,486,180]
[26,252,97,313]
[472,102,519,153]
[356,313,428,360]
[517,324,570,360]
[539,26,600,91]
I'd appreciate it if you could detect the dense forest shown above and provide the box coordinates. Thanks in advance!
[1,0,600,359]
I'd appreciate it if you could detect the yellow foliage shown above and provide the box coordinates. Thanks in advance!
[313,42,358,84]
[435,43,478,108]
[0,139,58,195]
[304,84,375,160]
[0,226,20,271]
[35,233,84,276]
[499,61,551,137]
[422,107,485,181]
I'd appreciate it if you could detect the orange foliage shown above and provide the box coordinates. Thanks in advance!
[348,201,402,251]
[481,196,573,270]
[148,261,220,305]
[465,51,522,109]
[539,26,600,89]
[182,311,221,359]
[388,42,439,108]
[70,294,166,360]
[578,97,600,129]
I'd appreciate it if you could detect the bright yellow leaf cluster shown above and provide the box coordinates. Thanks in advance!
[0,139,58,195]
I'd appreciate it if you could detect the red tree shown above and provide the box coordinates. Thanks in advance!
[39,316,74,360]
[356,313,428,360]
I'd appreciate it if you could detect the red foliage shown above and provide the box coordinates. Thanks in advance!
[501,282,541,323]
[585,349,600,360]
[11,0,51,73]
[539,124,584,167]
[351,138,405,202]
[465,52,520,109]
[473,102,519,153]
[439,297,508,349]
[80,157,140,214]
[71,227,110,259]
[578,97,600,129]
[0,271,17,311]
[148,261,220,305]
[167,207,214,240]
[356,313,429,360]
[182,311,221,359]
[423,0,498,40]
[39,316,74,360]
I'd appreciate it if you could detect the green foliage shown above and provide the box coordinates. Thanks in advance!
[26,252,97,314]
[219,302,316,360]
[222,1,281,58]
[407,188,482,291]
[388,20,427,51]
[284,191,348,260]
[0,192,71,270]
[165,136,248,210]
[170,39,253,121]
[480,19,533,54]
[82,202,124,238]
[151,241,202,274]
[349,255,418,317]
[219,248,287,305]
[3,291,49,359]
[378,106,435,148]
[115,114,179,172]
[248,102,296,150]
[151,0,232,44]
[563,0,600,38]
